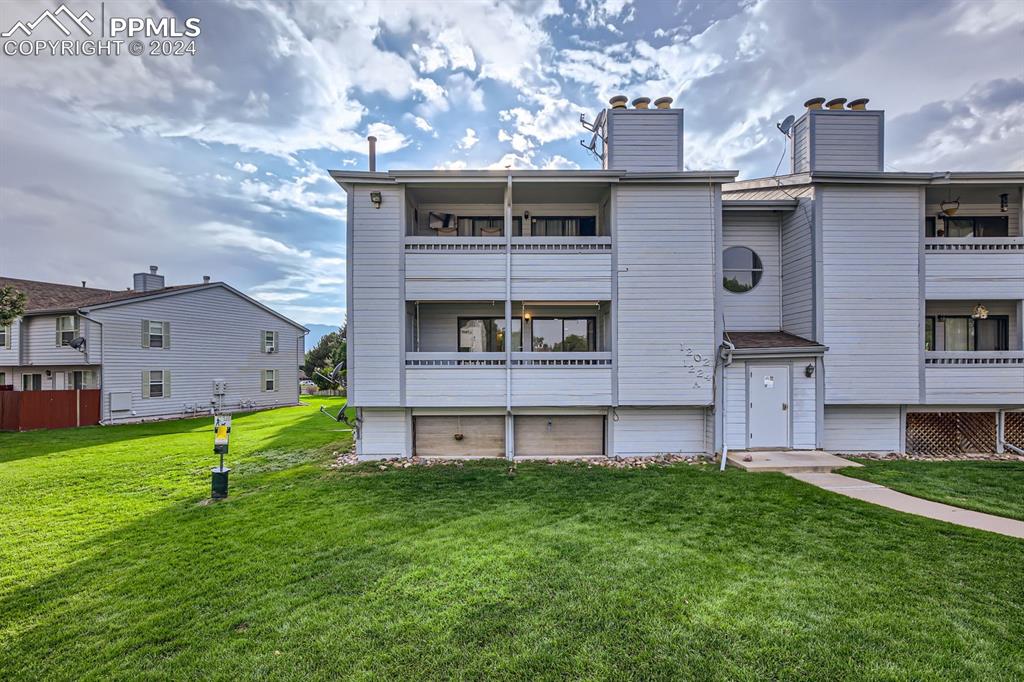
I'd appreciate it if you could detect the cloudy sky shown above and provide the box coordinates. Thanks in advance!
[1,0,1022,330]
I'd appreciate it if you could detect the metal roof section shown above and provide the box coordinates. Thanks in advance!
[329,168,738,186]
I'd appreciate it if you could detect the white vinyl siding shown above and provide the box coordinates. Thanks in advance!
[781,197,815,339]
[358,408,409,458]
[616,185,716,405]
[808,111,883,173]
[606,109,683,172]
[351,185,403,406]
[821,186,921,404]
[611,407,706,456]
[722,212,780,331]
[823,405,902,453]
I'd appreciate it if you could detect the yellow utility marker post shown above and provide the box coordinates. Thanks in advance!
[211,415,231,499]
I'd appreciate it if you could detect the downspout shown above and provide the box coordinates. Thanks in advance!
[504,174,513,459]
[79,311,105,423]
[718,338,735,471]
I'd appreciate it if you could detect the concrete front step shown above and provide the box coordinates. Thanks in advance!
[725,450,860,473]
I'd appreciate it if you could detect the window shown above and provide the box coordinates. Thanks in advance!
[925,217,936,238]
[457,216,504,236]
[68,370,93,389]
[0,324,8,348]
[422,213,522,236]
[942,216,1009,238]
[263,330,278,353]
[530,317,596,352]
[927,315,1009,352]
[0,371,6,386]
[145,320,167,348]
[722,247,763,293]
[458,318,522,352]
[524,216,597,237]
[56,315,78,346]
[148,370,165,398]
[22,373,42,391]
[263,369,277,391]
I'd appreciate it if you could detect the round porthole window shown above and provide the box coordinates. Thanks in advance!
[722,246,763,293]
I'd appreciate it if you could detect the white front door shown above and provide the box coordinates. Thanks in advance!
[749,365,790,448]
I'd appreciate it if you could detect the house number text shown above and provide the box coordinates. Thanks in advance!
[682,345,711,389]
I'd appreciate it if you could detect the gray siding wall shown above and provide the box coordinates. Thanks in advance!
[606,109,683,172]
[791,361,817,449]
[406,368,505,407]
[809,111,883,173]
[351,185,404,406]
[405,251,506,300]
[510,251,612,300]
[616,185,716,405]
[0,318,21,367]
[925,367,1024,405]
[612,407,706,456]
[358,408,409,458]
[89,286,302,422]
[791,115,810,174]
[823,405,902,453]
[511,368,612,406]
[722,211,780,331]
[925,250,1024,300]
[821,186,921,404]
[724,362,746,447]
[21,314,97,366]
[781,198,815,339]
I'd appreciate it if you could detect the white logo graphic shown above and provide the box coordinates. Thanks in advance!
[2,4,95,38]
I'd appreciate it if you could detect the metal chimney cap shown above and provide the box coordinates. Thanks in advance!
[202,275,211,284]
[608,95,628,109]
[631,96,651,109]
[366,135,378,142]
[825,97,847,110]
[847,98,870,110]
[653,96,673,109]
[803,97,826,110]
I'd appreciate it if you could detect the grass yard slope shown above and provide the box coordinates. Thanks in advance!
[844,458,1024,521]
[1,399,1022,681]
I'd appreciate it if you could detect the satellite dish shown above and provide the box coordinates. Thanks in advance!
[69,336,87,352]
[776,114,796,136]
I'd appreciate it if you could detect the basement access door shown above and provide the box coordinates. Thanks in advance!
[514,415,605,457]
[413,416,505,457]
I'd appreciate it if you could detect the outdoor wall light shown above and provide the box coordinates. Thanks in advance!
[972,303,989,320]
[804,363,815,378]
[369,191,382,209]
[1000,193,1009,213]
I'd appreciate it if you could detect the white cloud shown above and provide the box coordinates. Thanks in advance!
[409,115,435,133]
[434,160,468,170]
[238,162,347,220]
[458,128,480,150]
[234,162,259,174]
[541,155,581,170]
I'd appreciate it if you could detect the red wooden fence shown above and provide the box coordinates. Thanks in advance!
[0,390,101,431]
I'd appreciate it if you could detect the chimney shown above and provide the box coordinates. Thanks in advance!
[203,275,211,284]
[367,135,377,172]
[81,281,86,288]
[133,265,165,292]
[599,95,684,171]
[790,96,884,174]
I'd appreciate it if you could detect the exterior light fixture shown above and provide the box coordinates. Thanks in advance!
[939,197,960,216]
[804,363,815,378]
[1000,193,1009,213]
[972,303,989,319]
[369,191,382,209]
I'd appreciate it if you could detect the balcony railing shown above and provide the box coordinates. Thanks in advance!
[405,236,611,252]
[405,351,612,367]
[924,237,1024,252]
[924,351,1024,365]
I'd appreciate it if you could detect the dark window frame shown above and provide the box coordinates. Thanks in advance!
[927,314,1010,351]
[521,215,598,237]
[940,215,1009,238]
[722,246,764,294]
[529,316,598,352]
[457,317,523,352]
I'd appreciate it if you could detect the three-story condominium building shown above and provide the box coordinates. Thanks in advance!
[331,96,1024,460]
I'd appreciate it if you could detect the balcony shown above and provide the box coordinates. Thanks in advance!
[511,237,612,300]
[925,237,1024,300]
[925,351,1024,404]
[404,300,613,407]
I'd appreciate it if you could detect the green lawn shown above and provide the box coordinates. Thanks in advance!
[1,401,1022,681]
[843,459,1024,521]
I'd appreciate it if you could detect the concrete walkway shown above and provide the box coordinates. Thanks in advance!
[726,450,860,473]
[789,472,1024,539]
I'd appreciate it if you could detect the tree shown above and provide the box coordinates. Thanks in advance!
[304,322,346,388]
[0,285,27,327]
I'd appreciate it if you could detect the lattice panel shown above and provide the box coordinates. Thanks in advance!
[906,412,996,456]
[1005,413,1024,449]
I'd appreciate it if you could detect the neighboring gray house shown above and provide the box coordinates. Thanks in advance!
[0,268,307,423]
[331,96,1023,459]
